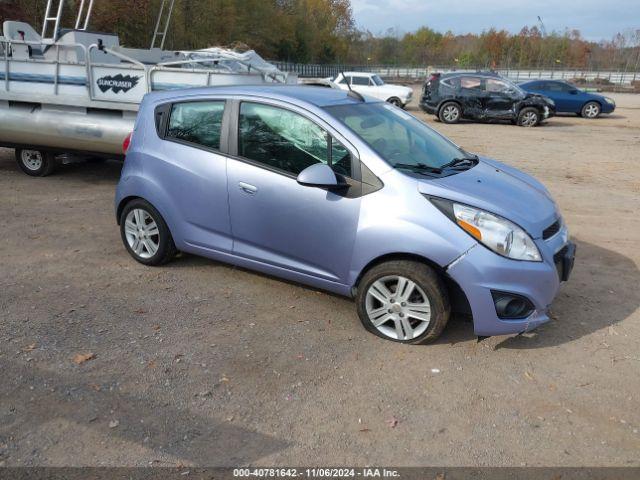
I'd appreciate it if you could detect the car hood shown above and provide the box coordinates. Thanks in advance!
[417,157,558,238]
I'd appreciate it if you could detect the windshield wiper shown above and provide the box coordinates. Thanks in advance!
[393,162,442,174]
[439,156,478,170]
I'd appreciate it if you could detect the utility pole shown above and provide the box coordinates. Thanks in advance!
[536,16,547,70]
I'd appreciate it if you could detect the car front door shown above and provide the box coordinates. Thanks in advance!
[484,78,518,119]
[559,82,584,112]
[351,75,375,98]
[225,100,361,285]
[152,99,232,252]
[542,81,569,111]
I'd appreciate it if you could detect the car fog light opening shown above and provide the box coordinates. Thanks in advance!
[491,291,535,319]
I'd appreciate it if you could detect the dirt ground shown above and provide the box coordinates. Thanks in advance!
[1,91,639,468]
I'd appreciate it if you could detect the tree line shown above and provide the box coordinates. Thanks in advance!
[1,0,639,70]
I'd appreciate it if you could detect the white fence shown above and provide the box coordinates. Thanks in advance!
[370,67,640,85]
[274,62,640,85]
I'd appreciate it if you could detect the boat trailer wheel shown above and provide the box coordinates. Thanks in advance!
[16,148,57,177]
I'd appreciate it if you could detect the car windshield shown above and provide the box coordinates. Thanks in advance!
[325,102,471,171]
[371,75,384,86]
[509,79,527,95]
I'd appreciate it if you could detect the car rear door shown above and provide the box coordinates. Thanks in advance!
[484,78,518,119]
[225,99,362,285]
[151,99,233,253]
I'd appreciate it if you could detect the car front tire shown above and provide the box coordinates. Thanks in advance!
[120,199,177,266]
[356,260,450,344]
[387,97,403,108]
[16,148,57,177]
[581,101,601,119]
[517,107,540,127]
[438,102,461,124]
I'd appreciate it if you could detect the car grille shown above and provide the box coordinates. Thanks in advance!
[543,219,561,240]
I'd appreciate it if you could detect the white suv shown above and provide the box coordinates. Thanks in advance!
[333,72,413,108]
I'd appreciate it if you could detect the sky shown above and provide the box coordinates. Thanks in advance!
[351,0,640,41]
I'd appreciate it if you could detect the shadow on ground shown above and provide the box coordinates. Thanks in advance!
[1,361,287,466]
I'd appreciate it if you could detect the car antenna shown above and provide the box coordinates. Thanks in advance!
[341,71,365,102]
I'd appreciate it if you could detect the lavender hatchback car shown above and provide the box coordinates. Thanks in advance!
[116,85,575,344]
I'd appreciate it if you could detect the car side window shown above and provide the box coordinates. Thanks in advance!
[166,101,225,149]
[352,76,369,86]
[238,102,352,178]
[339,76,351,85]
[486,78,510,93]
[460,76,483,90]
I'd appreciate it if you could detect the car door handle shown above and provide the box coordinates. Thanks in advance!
[238,182,258,195]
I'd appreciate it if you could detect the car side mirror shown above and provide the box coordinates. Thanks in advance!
[297,163,338,187]
[569,90,578,95]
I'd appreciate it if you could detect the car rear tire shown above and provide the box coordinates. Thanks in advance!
[356,260,450,344]
[387,97,403,108]
[120,199,177,266]
[581,101,601,119]
[438,102,461,124]
[517,107,539,127]
[16,148,57,177]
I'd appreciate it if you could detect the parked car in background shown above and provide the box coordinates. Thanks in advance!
[116,85,575,344]
[519,80,615,118]
[420,72,556,127]
[332,72,413,108]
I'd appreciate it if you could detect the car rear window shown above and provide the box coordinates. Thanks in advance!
[166,101,225,150]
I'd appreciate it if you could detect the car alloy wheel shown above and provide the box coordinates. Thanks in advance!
[519,109,539,127]
[583,102,600,118]
[441,104,460,123]
[365,275,432,341]
[123,208,160,259]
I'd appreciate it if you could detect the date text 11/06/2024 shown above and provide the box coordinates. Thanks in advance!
[233,468,401,478]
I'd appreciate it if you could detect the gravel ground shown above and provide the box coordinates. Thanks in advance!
[0,92,639,467]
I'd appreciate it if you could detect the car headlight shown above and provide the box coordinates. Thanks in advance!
[605,97,615,105]
[429,198,542,261]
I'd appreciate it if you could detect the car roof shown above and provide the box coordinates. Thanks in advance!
[520,79,571,85]
[440,71,502,79]
[145,85,378,108]
[340,71,374,77]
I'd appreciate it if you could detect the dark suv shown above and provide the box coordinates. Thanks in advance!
[420,72,556,127]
